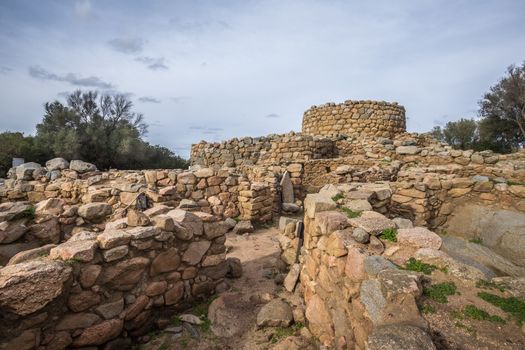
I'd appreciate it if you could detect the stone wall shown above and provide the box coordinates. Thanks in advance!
[190,132,335,167]
[302,100,406,138]
[0,207,238,349]
[295,190,437,349]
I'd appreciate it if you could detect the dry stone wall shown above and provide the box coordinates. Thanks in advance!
[302,100,406,138]
[0,207,238,349]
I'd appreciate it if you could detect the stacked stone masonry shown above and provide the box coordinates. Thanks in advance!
[302,100,406,138]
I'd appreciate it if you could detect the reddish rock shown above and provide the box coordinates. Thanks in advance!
[145,281,168,296]
[72,319,123,347]
[124,295,149,321]
[79,265,102,288]
[67,290,101,312]
[164,281,184,305]
[182,241,210,265]
[150,248,180,276]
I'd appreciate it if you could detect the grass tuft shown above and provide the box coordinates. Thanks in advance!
[420,304,436,314]
[269,322,304,344]
[469,238,483,244]
[463,304,506,324]
[340,207,361,219]
[331,193,344,202]
[379,228,397,242]
[478,292,525,323]
[424,282,457,303]
[476,279,506,292]
[405,258,437,275]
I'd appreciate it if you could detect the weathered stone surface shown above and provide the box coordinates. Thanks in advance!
[182,241,211,265]
[0,260,71,315]
[35,198,64,216]
[29,217,61,244]
[352,227,369,244]
[125,295,149,320]
[49,239,97,262]
[0,219,28,244]
[360,279,386,323]
[283,263,301,292]
[80,264,102,288]
[280,171,294,203]
[16,162,43,180]
[73,319,123,347]
[56,312,101,330]
[127,209,150,227]
[203,221,230,239]
[7,244,56,265]
[68,290,101,312]
[164,281,184,305]
[256,299,293,327]
[305,294,334,342]
[348,211,395,235]
[70,160,97,173]
[233,220,254,235]
[397,227,442,249]
[102,245,129,262]
[367,324,436,350]
[343,199,372,212]
[364,256,396,276]
[304,193,336,219]
[167,209,203,236]
[314,211,349,235]
[46,157,69,171]
[100,257,149,290]
[150,248,181,276]
[208,292,254,337]
[97,230,131,249]
[78,203,112,221]
[95,298,124,319]
[395,145,420,155]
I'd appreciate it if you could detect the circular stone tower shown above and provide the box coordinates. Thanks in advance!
[301,100,406,138]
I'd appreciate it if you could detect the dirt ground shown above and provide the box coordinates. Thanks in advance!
[139,227,314,350]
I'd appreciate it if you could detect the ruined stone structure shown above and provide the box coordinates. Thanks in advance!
[2,98,525,349]
[302,100,406,138]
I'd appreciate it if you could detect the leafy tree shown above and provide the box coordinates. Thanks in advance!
[0,90,187,177]
[479,62,525,148]
[442,118,479,150]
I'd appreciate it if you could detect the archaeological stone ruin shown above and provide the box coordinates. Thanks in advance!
[1,99,525,349]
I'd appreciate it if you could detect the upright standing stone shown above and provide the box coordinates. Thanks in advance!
[280,171,294,204]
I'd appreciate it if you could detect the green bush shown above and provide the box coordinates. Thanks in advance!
[405,258,437,275]
[463,304,506,324]
[380,228,397,242]
[340,207,361,219]
[478,292,525,323]
[424,282,457,303]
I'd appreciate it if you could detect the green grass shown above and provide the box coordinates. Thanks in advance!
[405,258,437,275]
[170,315,182,326]
[420,304,436,314]
[463,304,506,324]
[469,238,483,244]
[16,205,36,219]
[379,227,397,242]
[331,193,344,202]
[269,322,304,344]
[476,279,506,292]
[478,292,525,323]
[340,207,361,219]
[233,216,241,223]
[424,282,457,303]
[507,181,525,186]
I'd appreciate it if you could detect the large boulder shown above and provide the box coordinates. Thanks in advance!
[256,299,293,327]
[167,209,203,236]
[70,160,97,173]
[397,227,442,250]
[208,292,255,337]
[15,162,43,180]
[0,259,72,315]
[78,203,112,221]
[304,193,336,219]
[45,158,69,171]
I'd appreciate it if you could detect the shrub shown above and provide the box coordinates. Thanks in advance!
[478,292,525,323]
[380,228,397,242]
[340,207,361,219]
[463,304,506,324]
[405,258,437,275]
[424,282,457,303]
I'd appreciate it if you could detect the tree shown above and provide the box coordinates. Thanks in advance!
[479,62,525,148]
[442,118,479,150]
[34,90,188,170]
[0,132,46,177]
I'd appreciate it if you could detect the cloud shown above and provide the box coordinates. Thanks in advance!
[107,37,145,54]
[265,113,280,118]
[135,56,168,70]
[138,96,161,103]
[0,66,13,74]
[168,18,230,33]
[74,0,92,18]
[28,66,114,89]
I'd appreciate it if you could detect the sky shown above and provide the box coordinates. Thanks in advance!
[0,0,524,158]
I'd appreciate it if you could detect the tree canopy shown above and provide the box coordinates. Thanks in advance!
[429,62,525,153]
[0,90,187,177]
